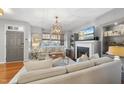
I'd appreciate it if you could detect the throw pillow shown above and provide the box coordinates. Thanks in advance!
[24,59,53,71]
[52,57,63,66]
[90,53,100,59]
[78,54,89,62]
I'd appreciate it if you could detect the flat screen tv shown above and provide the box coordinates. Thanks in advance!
[81,26,95,40]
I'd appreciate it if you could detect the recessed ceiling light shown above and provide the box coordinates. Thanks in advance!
[0,8,4,16]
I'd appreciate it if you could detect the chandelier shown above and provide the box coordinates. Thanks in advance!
[51,16,63,35]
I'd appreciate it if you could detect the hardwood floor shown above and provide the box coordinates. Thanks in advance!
[0,62,23,84]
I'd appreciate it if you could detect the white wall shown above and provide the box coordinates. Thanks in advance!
[0,19,31,63]
[95,8,124,26]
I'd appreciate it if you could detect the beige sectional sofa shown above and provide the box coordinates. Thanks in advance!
[16,57,122,84]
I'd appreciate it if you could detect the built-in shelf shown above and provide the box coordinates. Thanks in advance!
[103,24,124,37]
[103,23,124,54]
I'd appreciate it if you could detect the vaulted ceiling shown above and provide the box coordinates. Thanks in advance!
[0,8,113,31]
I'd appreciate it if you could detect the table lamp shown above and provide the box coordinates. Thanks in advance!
[107,46,124,60]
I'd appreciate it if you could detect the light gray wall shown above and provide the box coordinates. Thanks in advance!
[71,8,124,55]
[31,26,42,34]
[95,8,124,26]
[64,31,72,49]
[72,8,124,37]
[1,9,124,62]
[95,8,124,40]
[95,8,124,55]
[0,19,31,63]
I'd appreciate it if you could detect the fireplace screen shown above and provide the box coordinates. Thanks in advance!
[77,47,89,58]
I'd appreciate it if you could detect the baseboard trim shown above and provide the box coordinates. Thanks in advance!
[0,62,6,64]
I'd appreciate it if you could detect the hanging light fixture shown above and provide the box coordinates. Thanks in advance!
[51,16,63,35]
[0,8,4,16]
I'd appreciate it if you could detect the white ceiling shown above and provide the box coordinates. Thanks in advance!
[0,8,113,32]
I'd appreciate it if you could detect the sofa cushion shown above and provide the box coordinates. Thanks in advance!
[17,66,66,84]
[24,59,53,71]
[92,57,113,65]
[89,53,100,59]
[66,60,94,73]
[52,57,63,66]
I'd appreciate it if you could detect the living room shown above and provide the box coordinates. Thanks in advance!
[0,8,124,85]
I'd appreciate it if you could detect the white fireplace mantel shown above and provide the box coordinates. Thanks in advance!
[75,40,99,59]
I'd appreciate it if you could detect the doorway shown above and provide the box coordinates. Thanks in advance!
[6,31,24,62]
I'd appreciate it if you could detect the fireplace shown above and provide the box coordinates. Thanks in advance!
[75,41,99,59]
[77,47,89,58]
